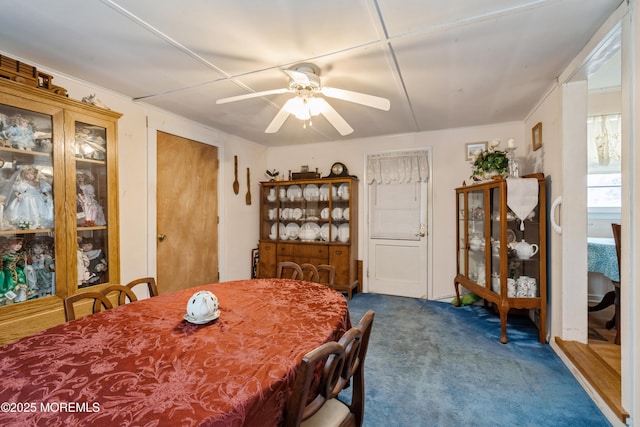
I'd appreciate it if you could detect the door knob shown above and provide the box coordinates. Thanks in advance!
[158,234,167,242]
[415,223,426,237]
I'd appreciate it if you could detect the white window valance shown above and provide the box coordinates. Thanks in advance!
[366,150,429,184]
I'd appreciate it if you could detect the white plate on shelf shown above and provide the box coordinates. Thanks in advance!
[343,207,350,220]
[320,207,330,219]
[184,310,220,324]
[337,183,350,200]
[286,222,300,239]
[332,207,343,220]
[303,184,320,201]
[271,222,286,239]
[280,208,291,220]
[286,185,303,201]
[337,223,350,242]
[292,208,303,220]
[320,223,338,242]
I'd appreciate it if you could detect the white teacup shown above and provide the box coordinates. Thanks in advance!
[186,291,219,320]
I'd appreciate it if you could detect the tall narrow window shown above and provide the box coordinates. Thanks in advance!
[587,113,621,212]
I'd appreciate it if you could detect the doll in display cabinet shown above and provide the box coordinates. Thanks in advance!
[74,125,106,160]
[76,169,106,226]
[78,237,107,286]
[3,166,54,230]
[0,113,36,151]
[26,237,55,298]
[0,237,31,304]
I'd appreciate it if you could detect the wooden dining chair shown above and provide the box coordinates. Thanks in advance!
[63,292,113,322]
[125,277,159,298]
[283,341,354,427]
[317,264,336,286]
[338,310,375,427]
[101,284,138,306]
[277,262,303,279]
[300,263,319,282]
[611,223,621,345]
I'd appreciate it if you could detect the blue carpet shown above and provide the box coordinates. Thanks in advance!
[342,293,611,427]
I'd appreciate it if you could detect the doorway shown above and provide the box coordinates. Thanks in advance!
[366,149,430,298]
[156,131,219,294]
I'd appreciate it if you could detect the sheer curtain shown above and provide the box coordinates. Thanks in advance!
[366,150,429,184]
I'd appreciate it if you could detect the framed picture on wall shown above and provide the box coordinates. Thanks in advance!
[465,141,487,161]
[532,122,542,151]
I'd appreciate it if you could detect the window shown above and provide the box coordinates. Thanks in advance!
[587,114,621,212]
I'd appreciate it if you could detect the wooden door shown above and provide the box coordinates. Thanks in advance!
[156,131,218,294]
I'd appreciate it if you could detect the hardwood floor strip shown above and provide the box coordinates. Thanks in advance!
[555,338,627,423]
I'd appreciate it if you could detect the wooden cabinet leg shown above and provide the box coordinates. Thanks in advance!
[453,280,462,307]
[499,303,509,344]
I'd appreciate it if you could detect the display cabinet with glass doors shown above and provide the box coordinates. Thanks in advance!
[257,177,358,292]
[454,173,547,344]
[0,78,121,345]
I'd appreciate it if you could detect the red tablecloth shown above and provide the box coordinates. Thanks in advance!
[0,278,350,426]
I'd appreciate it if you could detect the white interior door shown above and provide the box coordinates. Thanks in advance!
[367,180,428,298]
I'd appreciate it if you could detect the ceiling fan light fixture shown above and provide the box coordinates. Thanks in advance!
[286,96,311,120]
[307,97,325,117]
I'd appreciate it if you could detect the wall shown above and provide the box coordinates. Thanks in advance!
[522,85,562,341]
[265,122,524,300]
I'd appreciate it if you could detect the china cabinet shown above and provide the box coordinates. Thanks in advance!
[257,177,359,294]
[0,78,121,345]
[454,173,547,344]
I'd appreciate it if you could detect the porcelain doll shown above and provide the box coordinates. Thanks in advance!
[4,166,54,229]
[0,114,36,151]
[80,238,107,285]
[0,237,30,303]
[26,238,55,298]
[77,246,91,288]
[75,127,106,160]
[76,169,106,226]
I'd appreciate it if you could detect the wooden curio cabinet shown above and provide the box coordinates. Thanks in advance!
[0,79,121,345]
[454,174,547,344]
[257,177,358,293]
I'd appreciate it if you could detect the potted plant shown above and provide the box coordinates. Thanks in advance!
[469,139,512,181]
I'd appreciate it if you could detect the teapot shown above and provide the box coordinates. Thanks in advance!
[298,225,319,241]
[469,235,484,251]
[514,239,539,260]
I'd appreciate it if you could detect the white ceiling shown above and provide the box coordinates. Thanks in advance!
[0,0,622,146]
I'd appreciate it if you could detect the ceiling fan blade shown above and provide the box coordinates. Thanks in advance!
[320,87,390,111]
[265,100,294,133]
[216,88,290,104]
[320,101,354,136]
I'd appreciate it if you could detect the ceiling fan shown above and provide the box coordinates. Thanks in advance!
[216,63,390,136]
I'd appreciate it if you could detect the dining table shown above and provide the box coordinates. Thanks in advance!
[587,237,619,282]
[587,236,621,344]
[0,278,351,426]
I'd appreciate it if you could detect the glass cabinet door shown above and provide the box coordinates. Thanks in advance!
[467,189,486,287]
[329,181,350,243]
[67,111,118,291]
[0,102,60,306]
[489,187,502,294]
[261,183,278,240]
[457,192,466,277]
